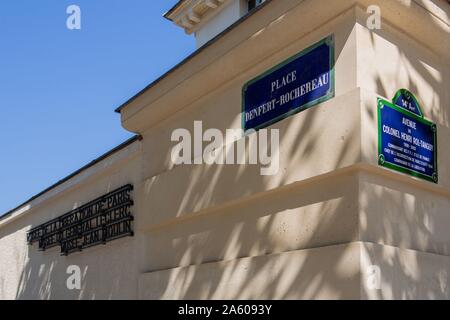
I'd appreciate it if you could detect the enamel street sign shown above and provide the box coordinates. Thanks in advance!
[242,35,335,132]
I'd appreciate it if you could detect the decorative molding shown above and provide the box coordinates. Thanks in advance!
[165,0,229,34]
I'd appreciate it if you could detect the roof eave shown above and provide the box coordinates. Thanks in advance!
[163,0,188,21]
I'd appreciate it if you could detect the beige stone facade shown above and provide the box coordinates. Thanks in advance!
[0,0,449,299]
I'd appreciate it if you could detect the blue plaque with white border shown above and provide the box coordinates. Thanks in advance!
[378,96,437,183]
[242,35,334,132]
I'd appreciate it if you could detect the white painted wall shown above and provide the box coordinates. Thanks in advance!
[0,141,143,300]
[195,0,248,47]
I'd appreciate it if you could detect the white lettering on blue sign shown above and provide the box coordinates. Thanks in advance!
[245,73,329,123]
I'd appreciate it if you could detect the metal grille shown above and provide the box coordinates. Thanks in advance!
[27,184,134,256]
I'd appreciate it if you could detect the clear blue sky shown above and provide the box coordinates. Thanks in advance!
[0,0,195,215]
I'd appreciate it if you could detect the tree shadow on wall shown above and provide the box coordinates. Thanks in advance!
[139,3,449,300]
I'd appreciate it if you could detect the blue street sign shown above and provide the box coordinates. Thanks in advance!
[378,98,437,183]
[242,35,334,131]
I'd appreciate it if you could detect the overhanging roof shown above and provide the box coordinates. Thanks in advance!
[115,0,271,114]
[0,135,142,221]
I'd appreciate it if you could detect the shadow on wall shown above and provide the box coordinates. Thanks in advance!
[359,2,450,298]
[5,2,447,300]
[0,183,141,300]
[138,4,448,300]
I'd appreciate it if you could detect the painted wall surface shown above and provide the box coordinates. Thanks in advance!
[0,0,449,300]
[135,0,450,299]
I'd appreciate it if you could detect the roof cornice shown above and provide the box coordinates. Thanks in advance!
[164,0,229,34]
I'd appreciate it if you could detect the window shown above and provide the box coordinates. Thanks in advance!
[248,0,265,12]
